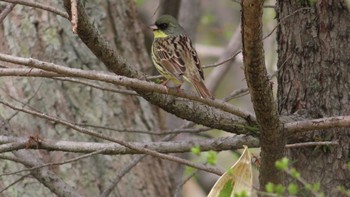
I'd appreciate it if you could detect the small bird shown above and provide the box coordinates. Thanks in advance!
[150,15,214,99]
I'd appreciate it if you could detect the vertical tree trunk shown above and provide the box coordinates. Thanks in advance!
[0,1,175,196]
[277,1,350,196]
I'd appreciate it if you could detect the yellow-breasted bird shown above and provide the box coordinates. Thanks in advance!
[150,15,214,99]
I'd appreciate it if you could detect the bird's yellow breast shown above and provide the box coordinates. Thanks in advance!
[153,30,168,38]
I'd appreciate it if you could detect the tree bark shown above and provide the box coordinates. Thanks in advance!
[277,1,350,196]
[0,1,174,196]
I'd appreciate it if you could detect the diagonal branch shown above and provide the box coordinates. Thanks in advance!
[60,1,256,132]
[0,3,16,23]
[0,0,68,18]
[12,150,84,197]
[0,100,224,175]
[0,54,256,133]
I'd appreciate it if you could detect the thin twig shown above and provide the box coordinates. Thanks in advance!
[263,7,312,40]
[79,123,210,135]
[0,68,139,96]
[223,87,249,102]
[101,121,201,197]
[100,155,146,197]
[269,54,292,80]
[0,100,225,175]
[203,50,242,69]
[0,0,68,18]
[286,141,339,148]
[70,0,78,33]
[174,169,199,197]
[55,77,138,96]
[0,173,30,193]
[0,3,16,23]
[0,149,106,177]
[1,82,43,123]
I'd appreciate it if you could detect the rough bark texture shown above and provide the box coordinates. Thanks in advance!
[277,0,350,196]
[0,1,174,196]
[242,0,284,190]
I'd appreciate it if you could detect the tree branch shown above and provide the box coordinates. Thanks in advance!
[0,54,256,133]
[61,0,256,132]
[0,149,106,177]
[0,0,68,18]
[241,0,284,187]
[0,3,16,23]
[0,100,225,175]
[0,135,259,155]
[285,115,350,134]
[11,150,84,197]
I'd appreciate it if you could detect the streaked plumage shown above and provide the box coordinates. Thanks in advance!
[150,15,214,99]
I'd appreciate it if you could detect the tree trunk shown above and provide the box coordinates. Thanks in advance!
[277,1,350,196]
[0,1,175,196]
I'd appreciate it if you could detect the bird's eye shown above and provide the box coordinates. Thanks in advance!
[158,23,168,30]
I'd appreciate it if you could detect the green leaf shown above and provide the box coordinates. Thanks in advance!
[191,145,201,156]
[290,168,301,179]
[287,183,298,195]
[208,146,253,197]
[275,157,289,170]
[274,184,285,195]
[218,180,233,197]
[233,191,249,197]
[265,182,275,193]
[312,182,320,192]
[305,183,312,191]
[207,150,218,165]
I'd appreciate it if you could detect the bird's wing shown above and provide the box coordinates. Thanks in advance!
[152,37,187,82]
[171,35,205,80]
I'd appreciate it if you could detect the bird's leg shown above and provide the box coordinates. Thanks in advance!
[161,79,170,86]
[175,84,182,93]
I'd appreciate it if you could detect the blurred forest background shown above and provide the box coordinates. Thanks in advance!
[1,0,350,196]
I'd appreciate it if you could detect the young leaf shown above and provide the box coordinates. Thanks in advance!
[207,145,253,197]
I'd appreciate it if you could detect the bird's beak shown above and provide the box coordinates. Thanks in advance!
[149,25,158,31]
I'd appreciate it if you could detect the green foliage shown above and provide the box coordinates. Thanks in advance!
[304,182,322,193]
[184,166,195,176]
[268,158,326,196]
[290,167,301,179]
[134,0,144,6]
[201,13,216,25]
[190,145,201,156]
[265,182,285,196]
[207,150,218,165]
[337,186,350,196]
[190,145,217,165]
[274,184,286,196]
[233,190,249,197]
[308,0,317,6]
[296,0,317,6]
[275,157,289,170]
[218,180,233,197]
[288,183,299,195]
[265,182,274,193]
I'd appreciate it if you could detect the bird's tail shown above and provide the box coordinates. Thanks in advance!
[189,76,214,99]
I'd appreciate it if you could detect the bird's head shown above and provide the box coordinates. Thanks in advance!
[150,15,185,38]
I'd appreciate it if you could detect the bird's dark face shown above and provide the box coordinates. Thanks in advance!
[150,15,184,38]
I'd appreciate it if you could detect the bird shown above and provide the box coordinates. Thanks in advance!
[150,15,214,99]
